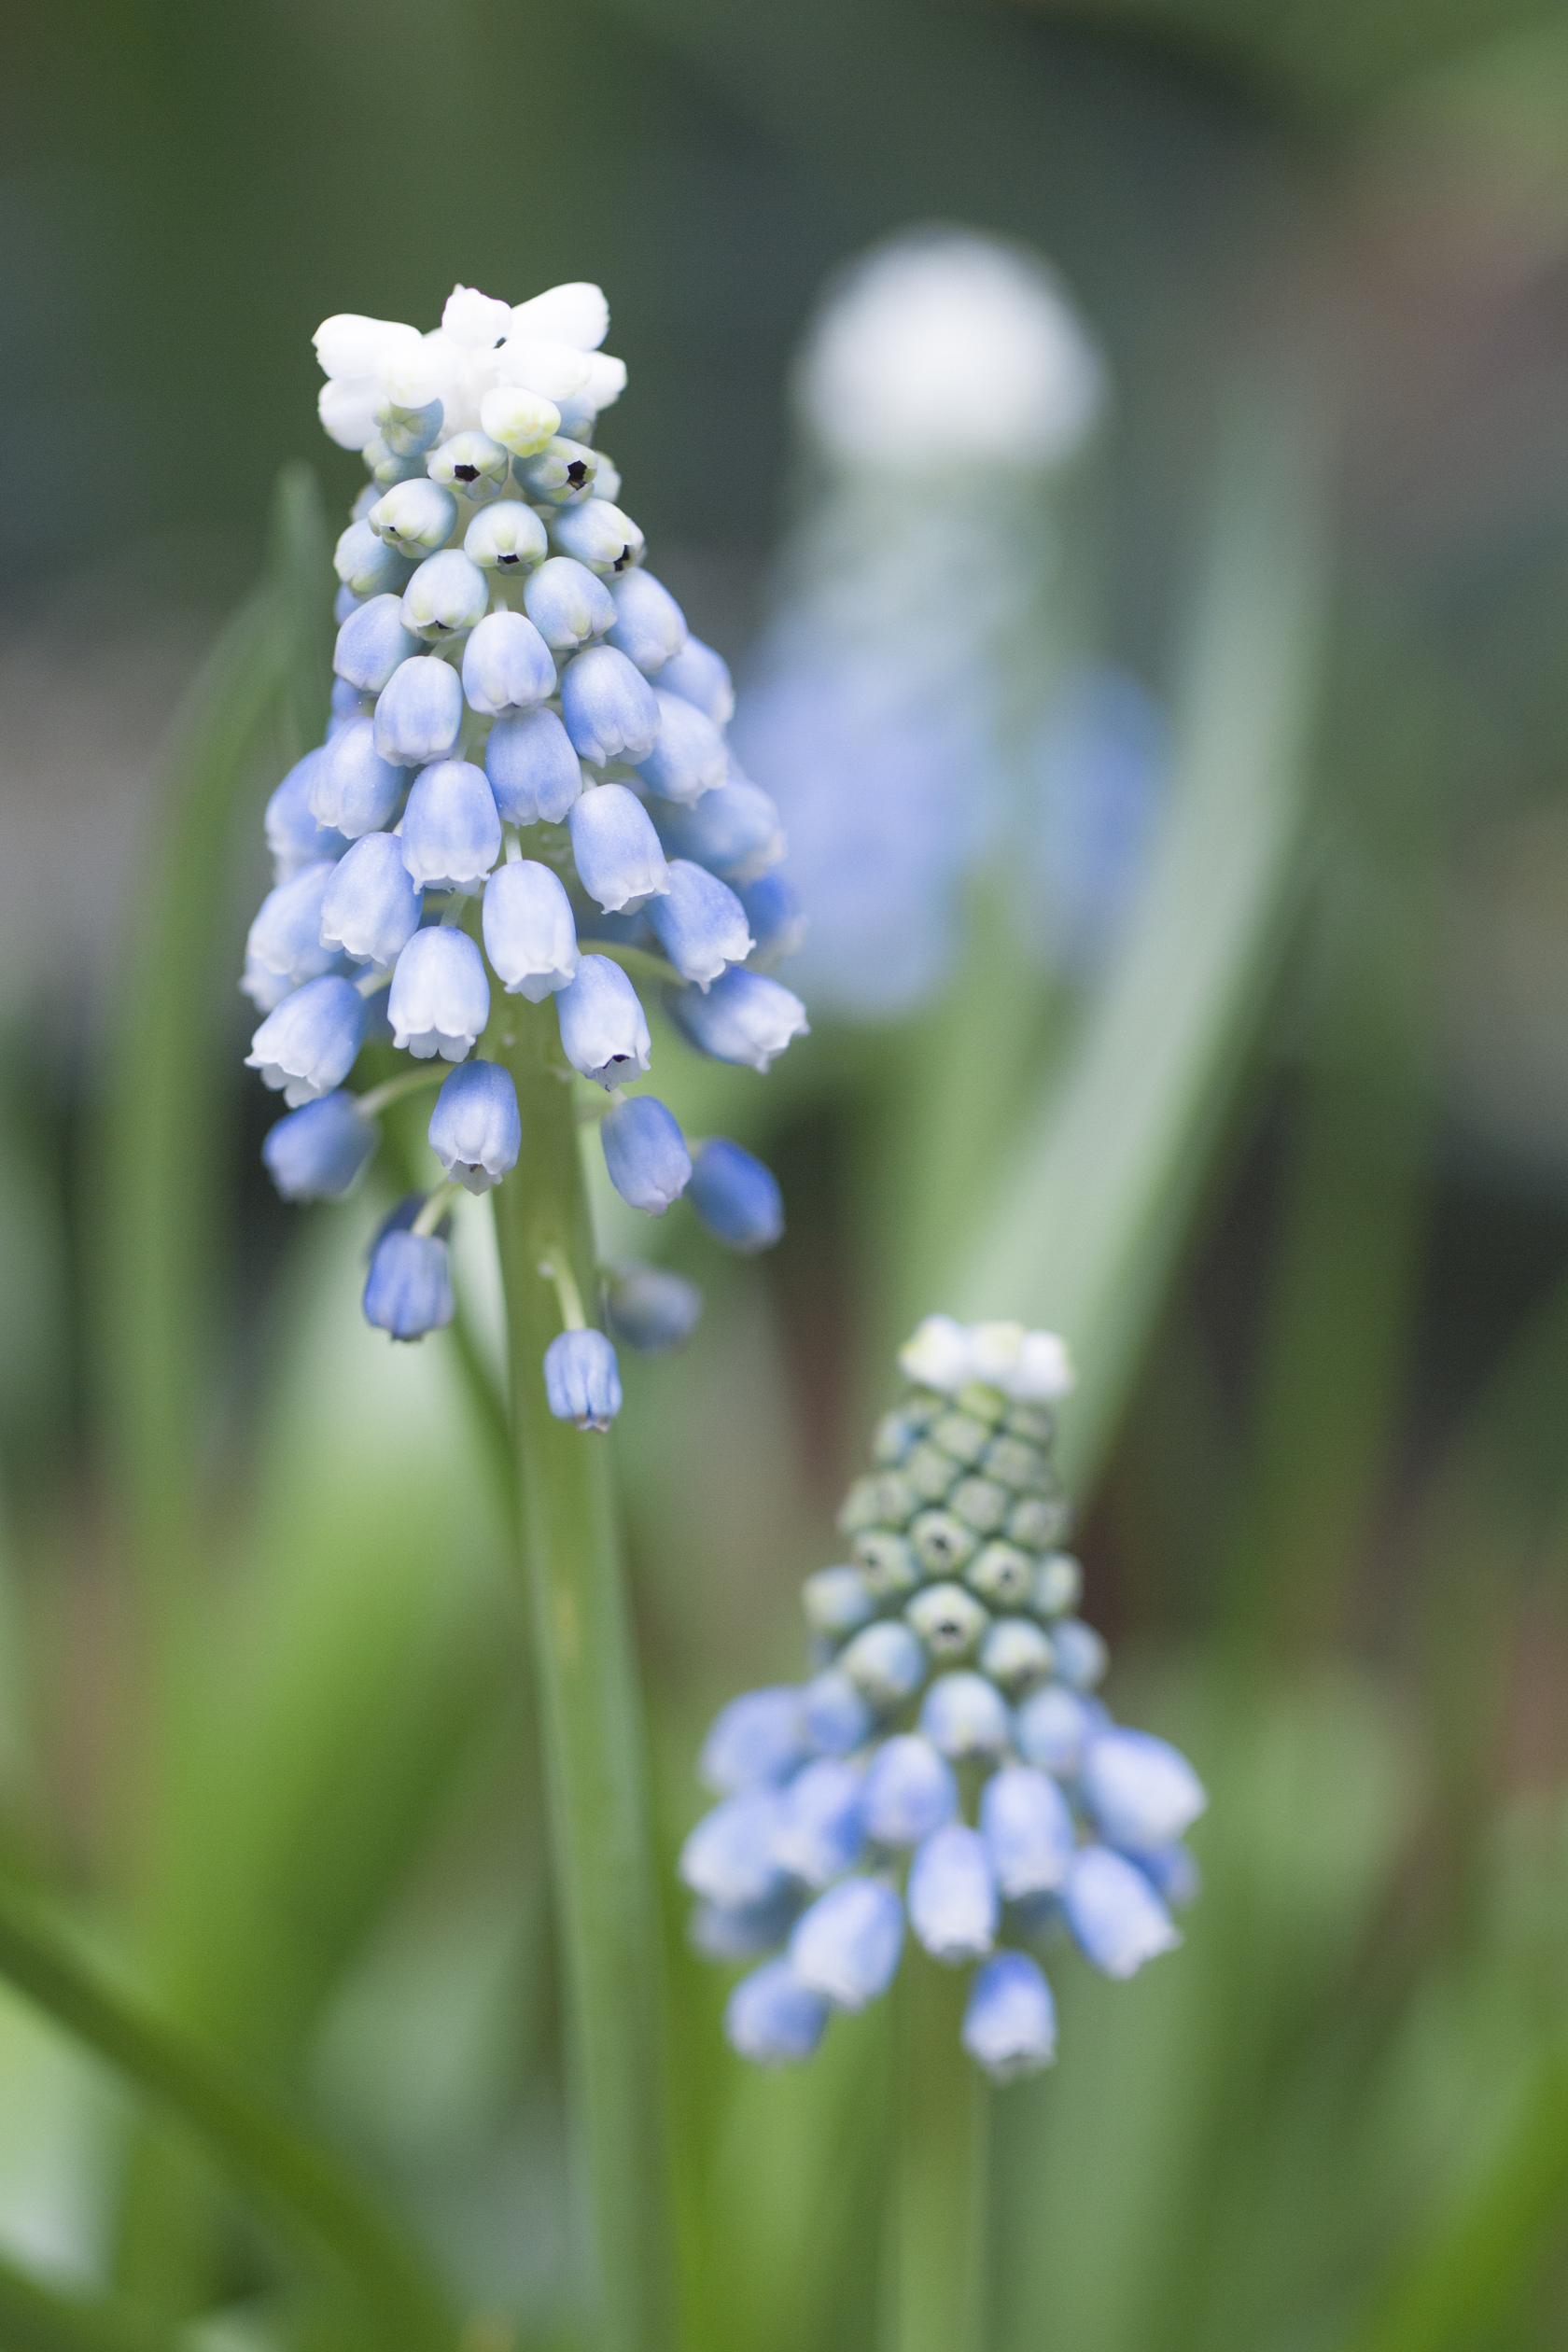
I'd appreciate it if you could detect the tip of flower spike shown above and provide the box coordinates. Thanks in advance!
[897,1315,1075,1405]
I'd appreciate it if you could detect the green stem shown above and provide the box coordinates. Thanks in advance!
[490,996,678,2352]
[0,2249,178,2352]
[0,1880,456,2350]
[889,1956,987,2352]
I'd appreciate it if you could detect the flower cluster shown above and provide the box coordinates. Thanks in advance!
[242,280,807,1419]
[682,1316,1204,2079]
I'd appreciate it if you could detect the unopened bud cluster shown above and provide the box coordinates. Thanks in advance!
[682,1317,1205,2079]
[242,279,807,1421]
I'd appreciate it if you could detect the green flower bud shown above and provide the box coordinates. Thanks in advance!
[839,1476,888,1535]
[955,1380,1007,1424]
[480,385,562,459]
[905,1441,958,1504]
[851,1532,918,1599]
[872,1408,924,1467]
[1006,1495,1071,1553]
[982,1435,1051,1492]
[911,1510,977,1577]
[428,431,511,496]
[363,431,426,487]
[371,478,458,557]
[965,1542,1035,1610]
[931,1411,992,1467]
[839,1620,927,1710]
[374,394,444,459]
[905,1583,989,1660]
[1032,1552,1083,1618]
[948,1477,1012,1536]
[978,1617,1054,1695]
[1002,1402,1057,1447]
[513,436,601,506]
[803,1565,876,1640]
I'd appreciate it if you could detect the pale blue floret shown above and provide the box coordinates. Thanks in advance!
[485,707,583,825]
[523,555,616,651]
[399,760,502,892]
[737,873,806,969]
[603,1265,703,1353]
[771,1760,865,1889]
[861,1734,958,1846]
[465,500,550,575]
[600,1096,692,1215]
[513,436,599,505]
[919,1672,1013,1761]
[802,1670,875,1757]
[265,749,349,880]
[804,1567,876,1642]
[460,610,557,716]
[1079,1729,1206,1850]
[789,1877,903,2010]
[482,859,579,999]
[334,594,422,693]
[543,1327,623,1432]
[567,785,669,913]
[261,1091,375,1202]
[329,677,366,727]
[961,1952,1057,2081]
[319,832,424,968]
[243,861,341,1004]
[682,1792,791,1903]
[333,585,360,624]
[837,1621,927,1712]
[428,430,511,496]
[370,477,458,558]
[1063,1845,1180,1980]
[334,519,416,601]
[387,928,490,1060]
[724,1958,830,2065]
[310,717,409,839]
[980,1765,1076,1899]
[363,432,424,488]
[246,976,369,1108]
[373,392,443,457]
[363,1228,455,1342]
[652,778,784,884]
[548,497,645,575]
[646,861,752,987]
[665,969,807,1073]
[635,692,728,805]
[373,654,464,767]
[427,1059,522,1193]
[554,955,651,1087]
[561,645,661,766]
[700,1688,809,1793]
[907,1824,998,1962]
[687,1139,784,1253]
[1127,1842,1201,1910]
[607,569,687,675]
[1014,1682,1103,1777]
[1050,1619,1110,1690]
[401,549,491,642]
[692,1888,805,1964]
[656,637,735,728]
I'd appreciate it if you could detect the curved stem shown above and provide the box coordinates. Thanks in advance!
[0,1881,457,2351]
[490,995,678,2352]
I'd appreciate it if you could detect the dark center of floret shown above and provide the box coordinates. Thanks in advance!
[455,463,480,483]
[567,460,588,486]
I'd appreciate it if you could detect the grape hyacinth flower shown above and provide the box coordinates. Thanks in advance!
[682,1317,1206,2079]
[242,276,806,1426]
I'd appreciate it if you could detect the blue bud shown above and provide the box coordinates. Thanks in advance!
[837,1621,927,1713]
[724,1959,829,2066]
[371,654,462,769]
[635,691,728,805]
[919,1672,1012,1761]
[802,1567,875,1642]
[460,610,556,716]
[334,595,422,693]
[607,568,688,674]
[567,785,669,912]
[465,500,550,574]
[600,1095,692,1215]
[373,393,443,458]
[700,1687,809,1794]
[362,432,426,488]
[980,1766,1076,1899]
[788,1877,903,2010]
[603,1264,703,1353]
[658,636,734,728]
[329,677,368,734]
[553,954,651,1087]
[908,1824,998,1963]
[692,1889,805,1964]
[687,1139,784,1253]
[665,969,807,1073]
[1050,1619,1109,1690]
[1079,1729,1205,1850]
[243,861,340,1003]
[646,861,751,989]
[334,520,416,601]
[370,478,458,557]
[961,1953,1057,2081]
[261,1090,375,1202]
[265,749,349,879]
[1014,1683,1104,1778]
[399,760,501,892]
[1127,1842,1201,1910]
[548,497,645,575]
[428,1059,521,1193]
[333,584,361,624]
[652,779,785,884]
[772,1759,864,1888]
[543,1326,623,1431]
[801,1670,874,1757]
[427,430,511,496]
[561,645,660,766]
[523,555,616,651]
[246,975,368,1107]
[1062,1846,1180,1979]
[363,1228,455,1343]
[401,550,490,642]
[309,718,409,841]
[483,859,578,1000]
[512,435,599,505]
[681,1791,788,1910]
[387,928,490,1060]
[737,873,806,969]
[485,707,583,826]
[860,1735,957,1845]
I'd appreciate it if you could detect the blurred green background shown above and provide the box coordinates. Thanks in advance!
[7,0,1568,2346]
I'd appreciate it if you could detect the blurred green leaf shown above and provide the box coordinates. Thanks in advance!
[0,2251,176,2352]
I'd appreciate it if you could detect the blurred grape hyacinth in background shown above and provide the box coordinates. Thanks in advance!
[241,278,807,1421]
[684,1315,1205,2078]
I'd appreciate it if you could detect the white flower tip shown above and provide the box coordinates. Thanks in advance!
[898,1315,1076,1402]
[441,283,513,349]
[510,281,610,352]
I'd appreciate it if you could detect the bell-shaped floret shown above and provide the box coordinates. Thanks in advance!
[1063,1845,1180,1980]
[1080,1729,1206,1852]
[701,1688,810,1795]
[334,595,421,694]
[658,637,735,727]
[265,749,348,880]
[600,1095,691,1214]
[961,1953,1057,2081]
[772,1759,864,1889]
[315,312,423,382]
[665,969,807,1073]
[363,432,425,489]
[373,654,464,768]
[681,1791,788,1911]
[687,1139,784,1253]
[919,1672,1012,1761]
[319,833,424,969]
[261,1091,375,1202]
[483,859,578,1000]
[373,391,444,458]
[478,384,562,459]
[861,1735,957,1846]
[363,1227,455,1342]
[737,873,806,969]
[554,955,651,1087]
[460,610,555,716]
[485,707,582,826]
[524,556,616,651]
[908,1824,997,1962]
[310,718,408,840]
[548,497,644,576]
[603,1265,703,1353]
[607,568,687,675]
[980,1766,1076,1899]
[441,284,512,348]
[652,779,785,884]
[692,1887,805,1964]
[370,477,458,558]
[243,861,340,1003]
[387,928,490,1061]
[497,334,593,404]
[427,1059,521,1194]
[334,520,415,601]
[561,645,660,766]
[401,550,489,643]
[802,1671,874,1757]
[513,436,599,506]
[789,1878,903,2011]
[636,692,728,805]
[646,861,751,987]
[246,976,368,1108]
[724,1960,829,2067]
[1050,1619,1109,1690]
[464,499,549,573]
[837,1622,927,1713]
[399,761,501,893]
[567,785,668,913]
[427,430,511,496]
[543,1327,623,1431]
